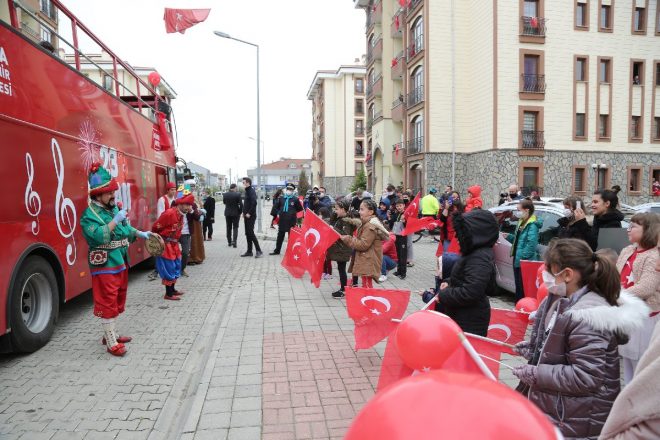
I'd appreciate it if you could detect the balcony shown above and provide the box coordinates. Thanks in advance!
[520,130,545,151]
[407,85,424,108]
[406,36,423,61]
[407,0,423,16]
[392,143,404,165]
[20,21,39,40]
[365,151,373,168]
[367,73,383,98]
[367,36,383,65]
[520,74,546,97]
[392,98,405,122]
[391,9,404,38]
[520,16,547,42]
[355,126,365,137]
[391,51,405,79]
[355,147,365,157]
[406,136,424,155]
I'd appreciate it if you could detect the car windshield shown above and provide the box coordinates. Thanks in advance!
[494,208,560,246]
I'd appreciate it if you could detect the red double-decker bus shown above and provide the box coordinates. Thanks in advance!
[0,0,177,352]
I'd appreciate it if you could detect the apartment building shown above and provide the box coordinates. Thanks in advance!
[1,0,59,49]
[356,0,660,205]
[247,159,312,193]
[308,66,367,196]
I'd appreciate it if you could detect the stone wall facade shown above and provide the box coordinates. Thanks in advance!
[423,150,659,208]
[322,176,355,197]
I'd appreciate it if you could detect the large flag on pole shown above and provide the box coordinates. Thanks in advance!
[403,191,421,219]
[164,8,211,34]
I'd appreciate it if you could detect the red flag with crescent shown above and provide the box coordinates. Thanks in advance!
[401,216,442,236]
[299,209,340,287]
[164,8,211,34]
[346,287,410,350]
[403,191,421,218]
[281,227,305,278]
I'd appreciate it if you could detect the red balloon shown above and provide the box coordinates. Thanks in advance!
[395,311,462,371]
[536,283,549,305]
[345,370,559,440]
[516,297,539,313]
[148,71,161,87]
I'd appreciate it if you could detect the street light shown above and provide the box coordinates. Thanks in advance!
[214,30,263,233]
[248,136,265,195]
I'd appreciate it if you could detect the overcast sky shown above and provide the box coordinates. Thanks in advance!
[62,0,365,181]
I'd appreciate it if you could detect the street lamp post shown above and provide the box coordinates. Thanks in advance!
[214,31,263,233]
[248,136,265,197]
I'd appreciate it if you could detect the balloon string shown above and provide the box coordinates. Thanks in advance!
[478,354,515,370]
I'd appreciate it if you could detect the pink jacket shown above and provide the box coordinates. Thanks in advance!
[616,244,660,311]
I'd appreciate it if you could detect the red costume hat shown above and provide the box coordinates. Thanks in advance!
[176,194,195,205]
[88,162,119,196]
[166,182,176,190]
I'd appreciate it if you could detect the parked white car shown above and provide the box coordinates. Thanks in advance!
[628,202,660,214]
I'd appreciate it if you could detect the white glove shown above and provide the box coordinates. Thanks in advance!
[113,209,128,224]
[136,230,151,240]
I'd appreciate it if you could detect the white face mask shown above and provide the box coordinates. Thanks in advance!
[514,210,525,219]
[285,190,293,196]
[563,208,573,218]
[319,192,325,197]
[542,270,567,297]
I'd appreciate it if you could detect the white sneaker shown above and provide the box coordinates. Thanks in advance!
[378,275,387,283]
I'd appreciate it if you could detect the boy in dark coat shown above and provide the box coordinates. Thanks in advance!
[270,183,303,255]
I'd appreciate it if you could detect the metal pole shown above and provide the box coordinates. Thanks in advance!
[256,44,263,233]
[450,0,456,189]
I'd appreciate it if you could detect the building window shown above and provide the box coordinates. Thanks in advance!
[599,59,611,83]
[633,6,647,33]
[631,116,642,139]
[653,117,660,140]
[355,120,364,136]
[575,113,586,137]
[576,1,589,28]
[573,166,586,193]
[655,62,660,86]
[520,51,545,96]
[521,110,545,149]
[355,140,364,156]
[524,0,539,16]
[289,163,296,169]
[633,61,644,84]
[522,166,541,190]
[628,167,642,193]
[355,78,364,94]
[576,57,587,81]
[599,114,610,138]
[600,4,612,30]
[40,27,52,43]
[103,75,113,92]
[355,98,364,115]
[651,168,660,196]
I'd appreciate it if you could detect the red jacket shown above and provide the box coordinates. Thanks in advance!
[383,233,398,262]
[465,185,483,212]
[152,207,184,260]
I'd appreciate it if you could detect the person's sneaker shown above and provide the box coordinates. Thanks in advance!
[228,242,232,247]
[241,252,254,257]
[407,262,414,267]
[398,274,407,280]
[181,270,190,277]
[232,242,237,248]
[269,251,280,255]
[331,290,345,298]
[207,237,212,241]
[322,273,332,280]
[163,295,181,301]
[255,251,263,258]
[148,270,158,281]
[378,275,387,283]
[393,271,400,277]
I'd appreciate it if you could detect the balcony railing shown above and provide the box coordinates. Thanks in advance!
[367,36,383,64]
[521,16,547,37]
[407,36,423,61]
[520,74,546,94]
[355,148,364,157]
[392,97,405,122]
[391,51,405,79]
[367,73,383,98]
[406,136,424,155]
[355,127,365,136]
[521,130,545,150]
[374,110,383,121]
[391,10,404,38]
[407,85,424,108]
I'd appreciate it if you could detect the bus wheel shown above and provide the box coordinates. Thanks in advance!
[9,256,59,353]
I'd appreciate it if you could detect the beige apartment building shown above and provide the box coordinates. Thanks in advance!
[308,65,368,195]
[356,0,660,205]
[1,0,58,49]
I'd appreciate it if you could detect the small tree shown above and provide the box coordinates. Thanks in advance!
[298,170,310,195]
[350,170,367,192]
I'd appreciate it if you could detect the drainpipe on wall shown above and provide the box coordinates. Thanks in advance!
[450,0,456,189]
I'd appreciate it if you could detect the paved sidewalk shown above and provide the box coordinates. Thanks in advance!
[0,211,521,440]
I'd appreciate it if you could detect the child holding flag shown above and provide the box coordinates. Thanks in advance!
[391,198,408,280]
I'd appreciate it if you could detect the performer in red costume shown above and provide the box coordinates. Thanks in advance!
[152,194,194,300]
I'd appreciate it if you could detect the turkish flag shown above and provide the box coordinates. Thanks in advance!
[403,192,421,218]
[442,336,498,377]
[156,112,172,150]
[402,216,441,236]
[281,227,305,278]
[376,332,413,392]
[299,210,340,287]
[486,308,529,355]
[346,287,410,350]
[521,260,544,299]
[164,8,211,34]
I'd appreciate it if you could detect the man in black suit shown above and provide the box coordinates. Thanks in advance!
[223,184,243,248]
[241,177,262,258]
[202,190,216,241]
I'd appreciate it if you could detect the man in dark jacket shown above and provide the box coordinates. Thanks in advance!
[202,190,216,241]
[241,177,262,258]
[436,209,499,336]
[223,184,243,248]
[269,183,303,255]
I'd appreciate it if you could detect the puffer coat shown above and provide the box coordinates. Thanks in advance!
[436,209,499,336]
[342,216,389,280]
[326,216,357,262]
[517,290,649,440]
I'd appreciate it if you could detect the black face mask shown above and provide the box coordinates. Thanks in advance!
[509,193,517,198]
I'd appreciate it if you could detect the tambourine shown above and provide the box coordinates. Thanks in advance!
[146,233,165,256]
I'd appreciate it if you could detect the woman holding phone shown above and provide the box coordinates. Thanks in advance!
[558,197,592,245]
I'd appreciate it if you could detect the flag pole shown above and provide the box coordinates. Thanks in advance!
[420,294,438,310]
[457,333,496,381]
[464,332,516,350]
[478,354,515,370]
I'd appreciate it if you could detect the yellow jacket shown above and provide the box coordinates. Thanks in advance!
[421,194,440,216]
